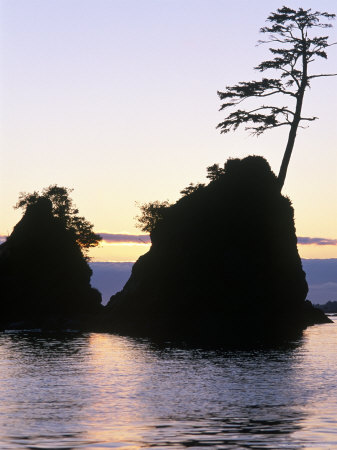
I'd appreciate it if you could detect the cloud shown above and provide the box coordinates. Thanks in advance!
[99,233,151,244]
[298,237,337,246]
[1,232,151,245]
[3,231,336,247]
[100,234,337,246]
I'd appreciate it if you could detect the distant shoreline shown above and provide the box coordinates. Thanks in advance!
[89,259,337,305]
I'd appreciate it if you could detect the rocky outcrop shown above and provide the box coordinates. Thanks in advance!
[105,156,331,343]
[0,198,102,330]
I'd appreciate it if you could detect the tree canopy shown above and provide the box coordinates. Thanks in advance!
[135,160,231,233]
[135,200,171,233]
[217,6,336,189]
[15,185,101,255]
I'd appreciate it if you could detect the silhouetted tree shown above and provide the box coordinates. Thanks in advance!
[180,182,205,197]
[135,200,171,233]
[15,185,101,254]
[217,6,336,189]
[206,164,225,181]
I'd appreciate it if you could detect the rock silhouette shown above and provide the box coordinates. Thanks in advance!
[0,198,102,330]
[105,156,330,343]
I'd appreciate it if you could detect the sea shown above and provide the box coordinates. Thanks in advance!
[0,317,336,449]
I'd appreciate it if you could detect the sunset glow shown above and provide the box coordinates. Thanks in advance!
[1,3,337,448]
[87,243,337,263]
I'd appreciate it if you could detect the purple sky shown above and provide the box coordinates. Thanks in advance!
[1,0,336,263]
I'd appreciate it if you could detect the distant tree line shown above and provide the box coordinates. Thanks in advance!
[314,301,337,313]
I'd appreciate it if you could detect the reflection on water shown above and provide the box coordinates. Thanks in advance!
[0,319,336,449]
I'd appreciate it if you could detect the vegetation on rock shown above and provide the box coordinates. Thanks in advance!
[106,156,330,343]
[135,200,171,233]
[0,191,102,330]
[15,185,101,257]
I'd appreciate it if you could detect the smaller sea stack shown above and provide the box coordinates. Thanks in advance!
[0,198,102,330]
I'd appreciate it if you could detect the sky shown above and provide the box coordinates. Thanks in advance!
[1,0,336,264]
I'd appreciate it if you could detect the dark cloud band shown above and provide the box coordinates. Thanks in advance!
[99,234,336,246]
[99,233,151,244]
[1,233,336,246]
[298,237,337,246]
[0,233,151,244]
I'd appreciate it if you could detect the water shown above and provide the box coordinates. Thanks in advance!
[0,318,336,449]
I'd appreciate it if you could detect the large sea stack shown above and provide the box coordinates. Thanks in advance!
[0,198,102,330]
[105,156,330,343]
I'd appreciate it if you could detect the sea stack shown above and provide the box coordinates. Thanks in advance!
[105,156,330,343]
[0,198,102,330]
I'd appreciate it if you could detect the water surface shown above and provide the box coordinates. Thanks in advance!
[0,318,336,449]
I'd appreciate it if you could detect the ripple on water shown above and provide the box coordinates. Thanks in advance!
[0,318,336,448]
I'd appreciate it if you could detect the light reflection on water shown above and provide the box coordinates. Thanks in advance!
[0,319,336,449]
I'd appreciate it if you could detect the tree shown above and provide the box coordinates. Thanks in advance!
[135,200,171,233]
[15,185,101,255]
[180,182,205,197]
[217,6,336,189]
[206,163,225,181]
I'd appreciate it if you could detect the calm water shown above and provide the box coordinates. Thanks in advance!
[0,318,336,449]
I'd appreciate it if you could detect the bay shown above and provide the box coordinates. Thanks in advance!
[0,317,336,449]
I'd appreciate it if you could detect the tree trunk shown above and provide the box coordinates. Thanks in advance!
[277,115,301,190]
[278,44,308,191]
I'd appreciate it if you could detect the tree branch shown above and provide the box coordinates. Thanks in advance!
[308,73,337,79]
[247,122,290,136]
[300,116,318,121]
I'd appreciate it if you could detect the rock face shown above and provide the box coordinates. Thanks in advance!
[0,198,102,330]
[106,156,330,343]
